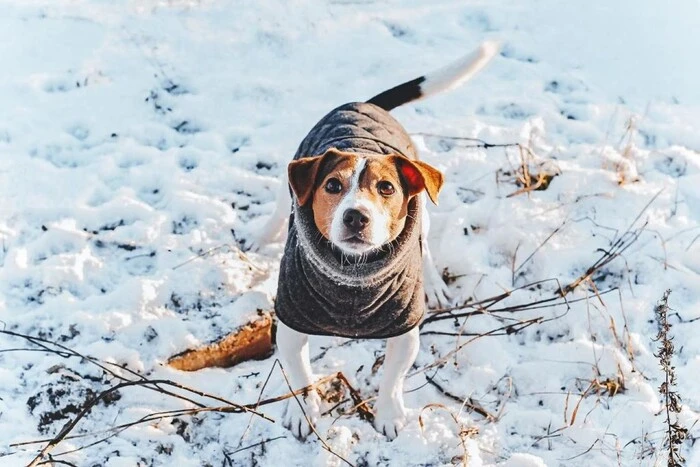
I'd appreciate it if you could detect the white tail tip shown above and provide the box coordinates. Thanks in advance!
[420,40,501,97]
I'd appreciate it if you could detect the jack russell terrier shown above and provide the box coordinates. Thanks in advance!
[250,41,499,440]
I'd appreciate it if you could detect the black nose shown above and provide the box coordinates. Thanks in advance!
[343,208,370,232]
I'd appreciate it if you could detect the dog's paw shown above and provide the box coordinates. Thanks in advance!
[424,266,452,309]
[283,391,322,440]
[373,398,407,441]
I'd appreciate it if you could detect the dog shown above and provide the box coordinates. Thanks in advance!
[250,41,499,440]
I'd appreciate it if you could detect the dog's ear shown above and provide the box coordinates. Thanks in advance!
[287,149,340,206]
[392,155,444,205]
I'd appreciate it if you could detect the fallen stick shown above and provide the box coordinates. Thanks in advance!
[168,312,273,371]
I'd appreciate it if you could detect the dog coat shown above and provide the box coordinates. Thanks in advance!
[275,102,425,339]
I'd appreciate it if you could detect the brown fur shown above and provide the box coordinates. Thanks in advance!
[288,148,444,244]
[311,153,359,239]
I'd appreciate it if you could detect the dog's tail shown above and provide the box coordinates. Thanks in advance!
[366,41,500,112]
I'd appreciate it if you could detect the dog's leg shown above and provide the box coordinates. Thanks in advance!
[247,175,291,251]
[421,199,451,308]
[276,321,321,440]
[374,326,419,440]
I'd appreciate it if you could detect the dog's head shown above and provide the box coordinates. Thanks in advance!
[288,148,443,255]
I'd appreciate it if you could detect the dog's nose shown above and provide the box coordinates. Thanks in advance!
[343,208,370,232]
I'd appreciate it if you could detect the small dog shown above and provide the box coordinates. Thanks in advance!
[251,42,499,440]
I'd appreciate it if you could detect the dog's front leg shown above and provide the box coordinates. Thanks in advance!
[374,326,420,440]
[276,321,322,440]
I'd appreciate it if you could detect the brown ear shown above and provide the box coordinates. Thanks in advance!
[287,149,341,206]
[392,155,444,205]
[287,156,323,206]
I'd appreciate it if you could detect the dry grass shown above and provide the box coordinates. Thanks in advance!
[418,403,479,467]
[653,290,687,466]
[603,116,641,186]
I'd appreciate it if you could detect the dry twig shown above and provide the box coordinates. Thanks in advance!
[424,375,495,421]
[3,331,369,467]
[413,132,559,199]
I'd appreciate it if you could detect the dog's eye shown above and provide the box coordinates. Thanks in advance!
[325,178,342,194]
[377,181,395,196]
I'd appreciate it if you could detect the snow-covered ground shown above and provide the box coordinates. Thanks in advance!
[1,1,700,466]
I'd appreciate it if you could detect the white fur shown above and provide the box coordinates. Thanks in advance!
[277,316,421,441]
[328,157,392,255]
[373,326,420,439]
[276,321,322,439]
[419,41,500,98]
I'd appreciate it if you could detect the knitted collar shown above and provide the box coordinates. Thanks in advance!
[275,192,425,339]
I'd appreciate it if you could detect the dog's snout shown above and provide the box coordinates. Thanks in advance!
[343,208,370,232]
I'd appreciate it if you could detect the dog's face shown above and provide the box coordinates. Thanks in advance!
[288,148,443,255]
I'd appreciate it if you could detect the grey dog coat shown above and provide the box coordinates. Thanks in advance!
[275,102,425,339]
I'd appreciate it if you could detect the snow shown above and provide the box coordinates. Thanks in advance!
[1,1,700,466]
